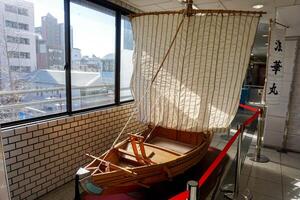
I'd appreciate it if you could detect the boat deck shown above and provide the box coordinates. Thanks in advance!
[148,137,195,154]
[124,142,180,164]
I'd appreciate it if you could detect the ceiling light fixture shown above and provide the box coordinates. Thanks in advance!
[252,4,264,9]
[262,34,268,37]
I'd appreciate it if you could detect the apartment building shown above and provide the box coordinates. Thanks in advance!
[0,0,36,90]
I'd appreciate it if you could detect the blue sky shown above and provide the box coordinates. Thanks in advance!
[27,0,115,58]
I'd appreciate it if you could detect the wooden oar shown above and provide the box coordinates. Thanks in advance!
[85,154,137,176]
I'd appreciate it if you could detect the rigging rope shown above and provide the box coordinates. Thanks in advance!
[96,10,187,169]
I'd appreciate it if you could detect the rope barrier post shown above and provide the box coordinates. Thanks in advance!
[74,174,81,200]
[249,106,269,163]
[221,124,253,200]
[220,125,232,141]
[186,180,198,200]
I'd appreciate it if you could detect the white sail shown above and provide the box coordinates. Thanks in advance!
[131,12,260,132]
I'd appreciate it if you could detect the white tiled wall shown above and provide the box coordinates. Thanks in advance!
[2,103,146,200]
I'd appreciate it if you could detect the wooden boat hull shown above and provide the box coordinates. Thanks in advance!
[79,127,213,195]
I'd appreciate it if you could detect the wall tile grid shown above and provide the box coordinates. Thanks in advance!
[1,103,146,200]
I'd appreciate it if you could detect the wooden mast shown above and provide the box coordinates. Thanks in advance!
[186,0,193,16]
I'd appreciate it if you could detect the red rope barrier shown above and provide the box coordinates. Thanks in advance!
[239,103,259,112]
[243,111,260,126]
[169,190,189,200]
[169,104,260,200]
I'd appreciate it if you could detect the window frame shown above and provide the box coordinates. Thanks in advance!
[1,0,134,128]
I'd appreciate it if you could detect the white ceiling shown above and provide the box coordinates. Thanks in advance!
[123,0,300,23]
[123,0,300,57]
[277,5,300,36]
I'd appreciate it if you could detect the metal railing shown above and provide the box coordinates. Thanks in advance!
[0,85,132,123]
[0,84,114,96]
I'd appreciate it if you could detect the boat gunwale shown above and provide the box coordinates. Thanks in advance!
[86,130,212,177]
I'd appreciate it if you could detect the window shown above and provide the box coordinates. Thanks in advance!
[1,0,133,126]
[120,16,134,101]
[7,36,30,45]
[5,20,29,30]
[5,20,18,29]
[70,0,116,110]
[18,23,29,30]
[7,51,19,58]
[18,8,29,16]
[20,52,30,59]
[5,4,18,14]
[5,4,29,16]
[0,0,66,124]
[10,66,31,73]
[20,37,30,44]
[7,51,30,59]
[7,36,18,43]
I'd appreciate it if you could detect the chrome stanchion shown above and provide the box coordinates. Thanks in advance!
[220,126,232,141]
[187,180,198,200]
[248,106,269,163]
[221,125,253,200]
[74,174,81,200]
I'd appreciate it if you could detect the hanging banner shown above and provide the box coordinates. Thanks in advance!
[266,23,286,105]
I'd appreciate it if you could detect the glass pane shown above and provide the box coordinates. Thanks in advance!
[0,0,66,123]
[70,0,115,110]
[120,16,134,101]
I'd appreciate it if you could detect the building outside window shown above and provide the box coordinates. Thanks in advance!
[120,16,134,101]
[5,20,18,28]
[18,22,29,30]
[10,66,31,73]
[5,4,29,16]
[4,4,18,14]
[70,0,116,110]
[0,0,62,123]
[0,0,134,125]
[7,51,30,59]
[5,20,29,30]
[18,7,28,16]
[19,37,30,44]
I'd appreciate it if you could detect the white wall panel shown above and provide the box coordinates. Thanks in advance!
[286,38,300,151]
[264,39,298,148]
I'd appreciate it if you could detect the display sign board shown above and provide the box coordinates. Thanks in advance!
[266,23,286,105]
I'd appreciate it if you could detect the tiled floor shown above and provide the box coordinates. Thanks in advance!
[211,130,300,200]
[245,148,300,200]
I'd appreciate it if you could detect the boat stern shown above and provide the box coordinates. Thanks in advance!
[76,167,103,196]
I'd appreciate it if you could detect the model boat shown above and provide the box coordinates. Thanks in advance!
[76,0,262,196]
[79,127,212,194]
